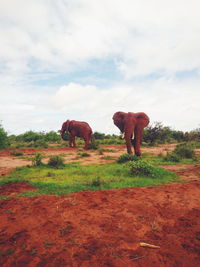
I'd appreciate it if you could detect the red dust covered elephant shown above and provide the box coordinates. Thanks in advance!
[60,120,93,149]
[113,111,150,156]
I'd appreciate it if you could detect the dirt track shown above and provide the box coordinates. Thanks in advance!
[0,144,200,266]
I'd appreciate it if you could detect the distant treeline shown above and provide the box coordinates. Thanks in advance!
[0,122,200,149]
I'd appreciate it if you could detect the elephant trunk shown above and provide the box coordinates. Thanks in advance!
[60,120,70,140]
[61,130,65,140]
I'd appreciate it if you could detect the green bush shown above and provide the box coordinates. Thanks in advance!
[10,150,23,156]
[163,152,181,162]
[90,177,102,186]
[32,152,43,166]
[117,153,140,163]
[128,160,160,177]
[33,139,48,148]
[173,143,195,159]
[48,155,65,168]
[0,124,9,149]
[88,140,99,150]
[79,152,91,157]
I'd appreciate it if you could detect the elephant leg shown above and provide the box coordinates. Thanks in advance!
[133,127,143,156]
[125,135,133,154]
[83,136,89,149]
[69,136,76,147]
[69,136,73,147]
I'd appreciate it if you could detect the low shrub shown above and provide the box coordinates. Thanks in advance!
[79,152,91,157]
[163,143,196,162]
[32,152,43,166]
[10,150,23,156]
[173,143,195,159]
[97,148,104,155]
[33,139,48,148]
[117,153,140,163]
[128,160,161,178]
[48,155,65,168]
[91,177,102,186]
[163,152,181,162]
[88,140,99,150]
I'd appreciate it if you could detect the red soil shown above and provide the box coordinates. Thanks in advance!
[0,144,200,266]
[0,183,36,196]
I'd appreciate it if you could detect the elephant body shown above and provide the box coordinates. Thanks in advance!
[113,111,150,156]
[60,120,93,149]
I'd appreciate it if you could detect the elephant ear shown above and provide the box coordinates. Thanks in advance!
[61,120,70,133]
[113,112,126,133]
[135,113,150,128]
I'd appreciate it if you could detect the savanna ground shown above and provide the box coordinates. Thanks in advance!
[0,143,200,266]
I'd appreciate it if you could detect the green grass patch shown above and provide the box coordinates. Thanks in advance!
[0,160,177,197]
[144,155,200,165]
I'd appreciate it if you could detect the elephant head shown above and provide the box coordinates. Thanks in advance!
[60,120,71,139]
[113,111,149,156]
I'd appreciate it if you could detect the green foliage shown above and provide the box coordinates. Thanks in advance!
[78,152,91,157]
[164,153,181,162]
[33,139,48,148]
[97,148,104,155]
[173,143,195,159]
[184,128,200,142]
[31,152,43,166]
[163,143,196,162]
[143,122,175,145]
[93,131,106,139]
[90,177,102,186]
[93,132,123,144]
[88,140,99,150]
[9,130,61,148]
[128,160,160,177]
[22,131,42,142]
[117,153,140,163]
[48,155,65,168]
[44,131,61,142]
[0,123,9,149]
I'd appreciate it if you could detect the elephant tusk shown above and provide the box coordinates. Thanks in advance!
[132,133,134,140]
[120,132,125,139]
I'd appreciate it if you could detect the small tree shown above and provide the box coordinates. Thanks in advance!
[0,123,9,149]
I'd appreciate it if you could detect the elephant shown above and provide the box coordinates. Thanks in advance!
[60,120,93,149]
[112,111,150,156]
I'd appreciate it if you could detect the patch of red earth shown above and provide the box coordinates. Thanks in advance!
[162,164,200,181]
[0,183,37,196]
[0,145,126,175]
[0,181,200,266]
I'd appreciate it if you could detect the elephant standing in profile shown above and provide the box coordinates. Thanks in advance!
[60,120,93,149]
[113,111,150,156]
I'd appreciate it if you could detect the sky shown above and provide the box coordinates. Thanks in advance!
[0,0,200,135]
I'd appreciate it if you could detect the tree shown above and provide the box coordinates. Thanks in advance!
[0,123,9,149]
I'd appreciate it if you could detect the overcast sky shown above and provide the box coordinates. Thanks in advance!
[1,0,200,135]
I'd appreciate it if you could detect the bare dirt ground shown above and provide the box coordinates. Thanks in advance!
[0,143,177,176]
[0,144,200,266]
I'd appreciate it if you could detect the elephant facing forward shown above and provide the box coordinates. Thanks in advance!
[60,120,93,149]
[113,111,150,156]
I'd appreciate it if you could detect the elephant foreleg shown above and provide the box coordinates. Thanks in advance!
[69,135,76,147]
[124,135,133,154]
[83,136,90,150]
[133,127,143,156]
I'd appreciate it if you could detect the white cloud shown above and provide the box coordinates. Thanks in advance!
[0,0,200,134]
